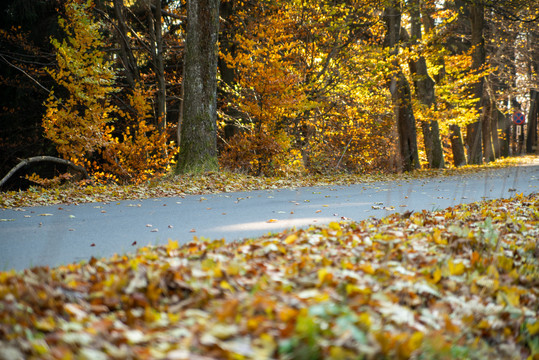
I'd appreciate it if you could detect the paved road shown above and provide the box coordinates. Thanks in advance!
[1,164,538,271]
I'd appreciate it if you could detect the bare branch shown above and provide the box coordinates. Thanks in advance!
[0,156,89,189]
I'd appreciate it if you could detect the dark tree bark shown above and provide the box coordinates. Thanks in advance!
[384,4,420,172]
[466,3,485,164]
[394,71,421,171]
[482,99,496,162]
[490,103,501,158]
[498,108,510,157]
[527,89,539,153]
[112,0,140,88]
[176,0,219,173]
[449,124,467,166]
[148,0,167,134]
[218,0,241,140]
[408,0,444,169]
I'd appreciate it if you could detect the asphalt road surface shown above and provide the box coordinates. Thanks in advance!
[1,164,538,271]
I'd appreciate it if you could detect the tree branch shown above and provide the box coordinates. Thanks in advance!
[0,156,89,189]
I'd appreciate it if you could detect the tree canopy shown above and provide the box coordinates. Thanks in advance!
[0,0,538,187]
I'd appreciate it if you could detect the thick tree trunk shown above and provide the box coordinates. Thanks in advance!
[527,89,539,153]
[394,71,421,172]
[384,4,420,172]
[176,0,219,173]
[408,0,444,168]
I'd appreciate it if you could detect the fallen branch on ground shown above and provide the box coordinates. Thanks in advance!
[0,156,89,189]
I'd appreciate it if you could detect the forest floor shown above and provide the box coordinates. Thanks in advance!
[0,156,538,359]
[1,155,538,209]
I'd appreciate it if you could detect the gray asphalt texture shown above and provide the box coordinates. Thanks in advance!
[1,164,538,271]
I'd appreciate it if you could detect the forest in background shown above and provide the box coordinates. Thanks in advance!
[1,0,538,189]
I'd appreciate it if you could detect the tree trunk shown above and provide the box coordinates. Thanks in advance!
[466,3,486,164]
[490,104,501,158]
[218,0,241,140]
[482,100,495,162]
[176,0,219,173]
[394,70,421,172]
[112,0,140,88]
[449,124,467,166]
[498,108,510,157]
[467,121,482,164]
[408,0,444,168]
[527,89,539,153]
[384,4,420,172]
[149,0,167,134]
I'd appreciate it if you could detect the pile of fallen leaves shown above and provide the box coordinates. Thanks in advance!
[1,193,537,359]
[1,155,538,209]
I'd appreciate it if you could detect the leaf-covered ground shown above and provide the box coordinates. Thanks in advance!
[1,192,538,359]
[1,155,538,209]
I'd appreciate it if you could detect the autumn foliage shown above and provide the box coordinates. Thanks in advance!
[219,0,395,175]
[42,0,176,184]
[0,191,537,359]
[2,0,537,186]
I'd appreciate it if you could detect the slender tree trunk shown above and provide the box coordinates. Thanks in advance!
[482,99,495,162]
[218,0,241,140]
[498,108,510,157]
[449,124,467,166]
[176,0,219,173]
[149,0,167,134]
[112,0,140,88]
[408,0,444,168]
[527,89,539,153]
[384,4,420,172]
[466,3,485,164]
[491,104,501,158]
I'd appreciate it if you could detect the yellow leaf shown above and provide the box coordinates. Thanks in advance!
[317,267,333,286]
[34,316,56,332]
[253,333,277,359]
[526,321,539,336]
[166,239,179,251]
[477,319,490,329]
[432,267,442,284]
[486,264,499,279]
[31,340,49,355]
[499,286,520,306]
[284,234,298,244]
[432,227,446,245]
[448,260,466,276]
[358,263,375,275]
[358,312,372,328]
[267,219,278,223]
[220,280,235,292]
[408,331,424,352]
[328,222,341,231]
